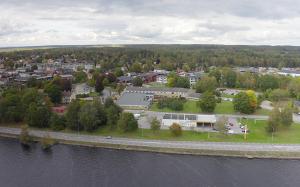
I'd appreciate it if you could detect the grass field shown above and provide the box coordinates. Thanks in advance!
[150,100,270,115]
[75,120,300,144]
[3,120,300,144]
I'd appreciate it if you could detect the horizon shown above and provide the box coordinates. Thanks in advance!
[2,0,300,47]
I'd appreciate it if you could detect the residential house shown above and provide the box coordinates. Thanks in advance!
[71,83,95,100]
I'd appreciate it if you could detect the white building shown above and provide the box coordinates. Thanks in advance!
[278,70,300,77]
[162,113,217,128]
[156,74,168,84]
[71,83,95,100]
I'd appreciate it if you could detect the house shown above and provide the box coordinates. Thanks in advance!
[62,91,71,104]
[117,76,134,84]
[156,73,168,84]
[60,74,73,80]
[71,83,95,100]
[294,101,300,113]
[116,92,153,109]
[162,113,216,129]
[140,72,158,83]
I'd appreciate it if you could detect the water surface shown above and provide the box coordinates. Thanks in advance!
[0,138,299,187]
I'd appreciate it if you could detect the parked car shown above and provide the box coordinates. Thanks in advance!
[242,129,250,133]
[228,130,234,134]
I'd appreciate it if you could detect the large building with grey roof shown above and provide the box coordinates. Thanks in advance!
[124,86,201,99]
[116,92,153,109]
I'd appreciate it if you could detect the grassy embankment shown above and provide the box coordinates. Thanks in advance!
[2,120,300,144]
[70,119,300,144]
[150,100,270,115]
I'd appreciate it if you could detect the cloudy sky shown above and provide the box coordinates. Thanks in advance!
[1,0,300,47]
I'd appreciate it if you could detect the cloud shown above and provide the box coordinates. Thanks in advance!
[1,0,300,46]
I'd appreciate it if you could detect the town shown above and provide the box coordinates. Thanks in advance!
[1,46,300,144]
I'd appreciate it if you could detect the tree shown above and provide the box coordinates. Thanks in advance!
[74,71,87,83]
[266,107,281,133]
[26,103,51,128]
[150,117,161,133]
[182,64,190,72]
[79,102,101,132]
[117,112,138,132]
[130,62,142,73]
[233,92,255,114]
[257,75,279,91]
[44,83,62,104]
[280,106,293,127]
[288,78,300,99]
[50,113,66,131]
[215,116,228,135]
[21,88,43,111]
[269,89,289,102]
[132,77,143,86]
[175,77,190,88]
[169,123,182,137]
[93,99,107,126]
[66,100,83,131]
[114,68,124,77]
[245,90,257,110]
[95,75,104,93]
[199,92,217,113]
[222,68,237,88]
[195,76,217,93]
[0,93,24,123]
[19,125,32,146]
[209,68,221,83]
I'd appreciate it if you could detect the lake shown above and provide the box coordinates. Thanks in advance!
[0,137,300,187]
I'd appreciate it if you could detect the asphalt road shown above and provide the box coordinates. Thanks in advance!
[2,126,300,153]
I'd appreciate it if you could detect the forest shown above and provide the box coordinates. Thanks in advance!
[2,45,300,71]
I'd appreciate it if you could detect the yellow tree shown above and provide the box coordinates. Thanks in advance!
[246,90,257,109]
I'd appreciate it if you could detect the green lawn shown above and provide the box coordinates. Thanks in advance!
[150,100,270,115]
[4,120,300,144]
[70,120,300,144]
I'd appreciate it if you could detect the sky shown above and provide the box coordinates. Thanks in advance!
[1,0,300,47]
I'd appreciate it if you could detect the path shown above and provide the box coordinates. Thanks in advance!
[1,126,300,154]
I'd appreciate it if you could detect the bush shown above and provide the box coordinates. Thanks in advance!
[41,134,55,150]
[19,125,32,146]
[150,117,161,133]
[198,91,217,113]
[269,89,289,102]
[50,114,66,131]
[169,123,182,137]
[157,98,185,111]
[117,112,138,132]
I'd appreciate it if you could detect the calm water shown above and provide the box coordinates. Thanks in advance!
[0,138,300,187]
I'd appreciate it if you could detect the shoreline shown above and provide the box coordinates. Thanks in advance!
[1,127,300,159]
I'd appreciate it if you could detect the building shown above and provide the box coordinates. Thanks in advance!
[125,86,190,98]
[162,113,217,128]
[116,92,153,109]
[71,83,95,100]
[124,86,201,99]
[156,73,168,84]
[117,76,134,84]
[278,70,300,77]
[62,91,71,104]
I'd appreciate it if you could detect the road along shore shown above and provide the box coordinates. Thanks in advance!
[1,126,300,159]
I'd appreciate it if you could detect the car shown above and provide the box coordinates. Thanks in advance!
[228,130,234,134]
[105,136,112,139]
[229,123,234,126]
[240,125,245,129]
[242,129,250,133]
